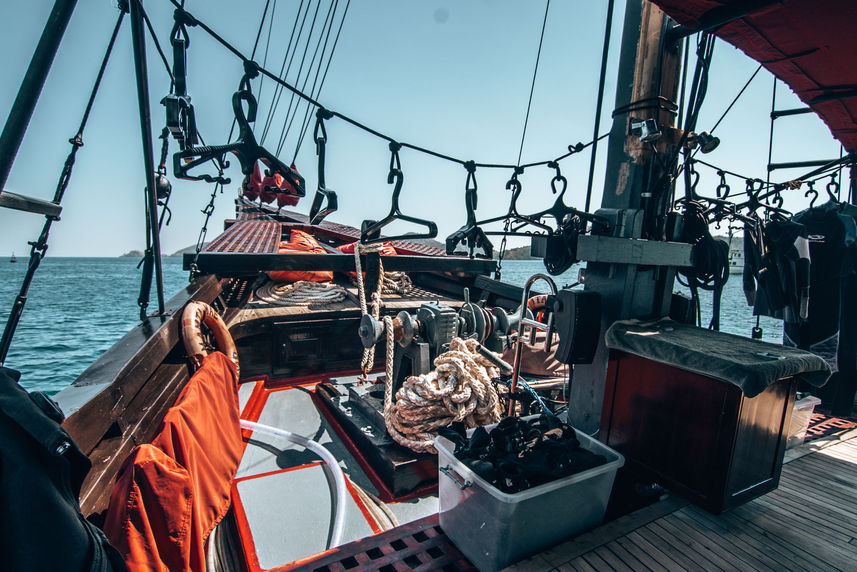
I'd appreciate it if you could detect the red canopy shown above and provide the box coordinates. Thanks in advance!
[652,0,857,154]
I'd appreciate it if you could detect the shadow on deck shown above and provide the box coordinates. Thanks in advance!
[509,432,857,571]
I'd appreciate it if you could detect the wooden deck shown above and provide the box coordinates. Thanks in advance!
[508,433,857,571]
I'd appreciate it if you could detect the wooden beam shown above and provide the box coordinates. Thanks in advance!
[183,252,496,276]
[0,189,62,217]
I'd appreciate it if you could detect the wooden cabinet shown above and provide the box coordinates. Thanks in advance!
[600,351,796,513]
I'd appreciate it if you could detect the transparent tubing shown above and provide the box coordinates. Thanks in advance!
[239,419,346,547]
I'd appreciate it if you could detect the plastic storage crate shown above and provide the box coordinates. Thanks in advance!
[787,395,822,449]
[436,424,624,572]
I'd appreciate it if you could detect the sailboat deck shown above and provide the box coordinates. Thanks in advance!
[506,433,857,571]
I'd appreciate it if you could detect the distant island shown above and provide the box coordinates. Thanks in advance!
[120,243,207,258]
[501,245,537,260]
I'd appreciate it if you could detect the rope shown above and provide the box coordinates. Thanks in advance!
[0,9,126,365]
[164,1,606,173]
[354,242,386,380]
[255,280,346,305]
[584,0,614,213]
[349,271,413,296]
[293,0,351,163]
[515,0,550,167]
[383,335,505,453]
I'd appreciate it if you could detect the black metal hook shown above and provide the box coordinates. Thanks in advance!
[716,170,730,199]
[360,142,437,244]
[309,107,337,224]
[445,161,493,258]
[827,173,840,203]
[173,80,305,197]
[805,180,818,208]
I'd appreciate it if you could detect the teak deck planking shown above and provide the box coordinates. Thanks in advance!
[509,436,857,571]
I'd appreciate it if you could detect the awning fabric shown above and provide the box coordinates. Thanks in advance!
[652,0,857,154]
[104,352,242,572]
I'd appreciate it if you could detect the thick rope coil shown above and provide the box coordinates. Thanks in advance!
[255,280,346,306]
[383,332,505,453]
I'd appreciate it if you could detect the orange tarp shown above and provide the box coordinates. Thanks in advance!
[104,352,242,572]
[268,229,333,283]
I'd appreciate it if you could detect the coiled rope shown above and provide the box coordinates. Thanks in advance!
[382,323,505,453]
[255,280,346,305]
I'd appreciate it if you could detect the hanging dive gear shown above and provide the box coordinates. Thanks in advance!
[360,141,437,244]
[308,107,338,224]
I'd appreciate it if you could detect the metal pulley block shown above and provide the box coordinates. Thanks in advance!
[358,314,384,348]
[357,310,419,349]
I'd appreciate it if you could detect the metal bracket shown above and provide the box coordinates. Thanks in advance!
[576,235,693,267]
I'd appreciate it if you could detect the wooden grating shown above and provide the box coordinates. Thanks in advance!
[281,515,476,572]
[205,220,281,254]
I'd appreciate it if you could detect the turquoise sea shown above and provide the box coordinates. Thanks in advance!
[0,257,781,394]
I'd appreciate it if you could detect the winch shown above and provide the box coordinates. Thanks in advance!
[357,290,539,391]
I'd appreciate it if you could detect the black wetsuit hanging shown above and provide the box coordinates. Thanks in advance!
[742,218,810,323]
[783,202,857,374]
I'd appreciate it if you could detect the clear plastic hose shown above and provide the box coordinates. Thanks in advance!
[239,419,346,548]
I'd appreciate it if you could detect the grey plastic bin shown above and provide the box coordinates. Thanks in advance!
[436,422,624,572]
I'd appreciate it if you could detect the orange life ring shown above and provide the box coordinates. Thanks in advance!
[182,301,240,378]
[526,294,549,323]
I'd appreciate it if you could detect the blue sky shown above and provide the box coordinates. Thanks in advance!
[0,1,845,257]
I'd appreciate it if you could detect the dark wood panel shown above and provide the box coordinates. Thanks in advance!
[79,364,188,520]
[601,351,794,513]
[60,275,223,454]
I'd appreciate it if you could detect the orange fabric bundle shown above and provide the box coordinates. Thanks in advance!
[336,241,397,280]
[268,229,333,283]
[104,352,242,572]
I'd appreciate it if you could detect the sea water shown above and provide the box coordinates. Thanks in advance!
[0,257,781,394]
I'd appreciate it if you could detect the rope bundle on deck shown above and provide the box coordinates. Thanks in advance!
[383,324,504,453]
[254,280,346,305]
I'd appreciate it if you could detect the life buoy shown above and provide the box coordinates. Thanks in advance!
[526,294,549,323]
[182,301,240,378]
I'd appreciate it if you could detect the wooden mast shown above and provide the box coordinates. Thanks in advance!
[569,0,683,433]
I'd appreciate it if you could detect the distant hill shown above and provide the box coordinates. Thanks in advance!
[119,243,207,258]
[502,245,537,260]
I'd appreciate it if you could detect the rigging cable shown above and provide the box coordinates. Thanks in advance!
[189,0,275,278]
[0,9,126,365]
[276,0,338,156]
[140,6,175,87]
[516,0,550,167]
[293,0,351,164]
[166,2,607,173]
[272,0,325,153]
[584,0,615,213]
[254,0,278,123]
[260,0,309,144]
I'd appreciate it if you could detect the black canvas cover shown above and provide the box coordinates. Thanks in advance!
[605,319,831,397]
[0,366,127,572]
